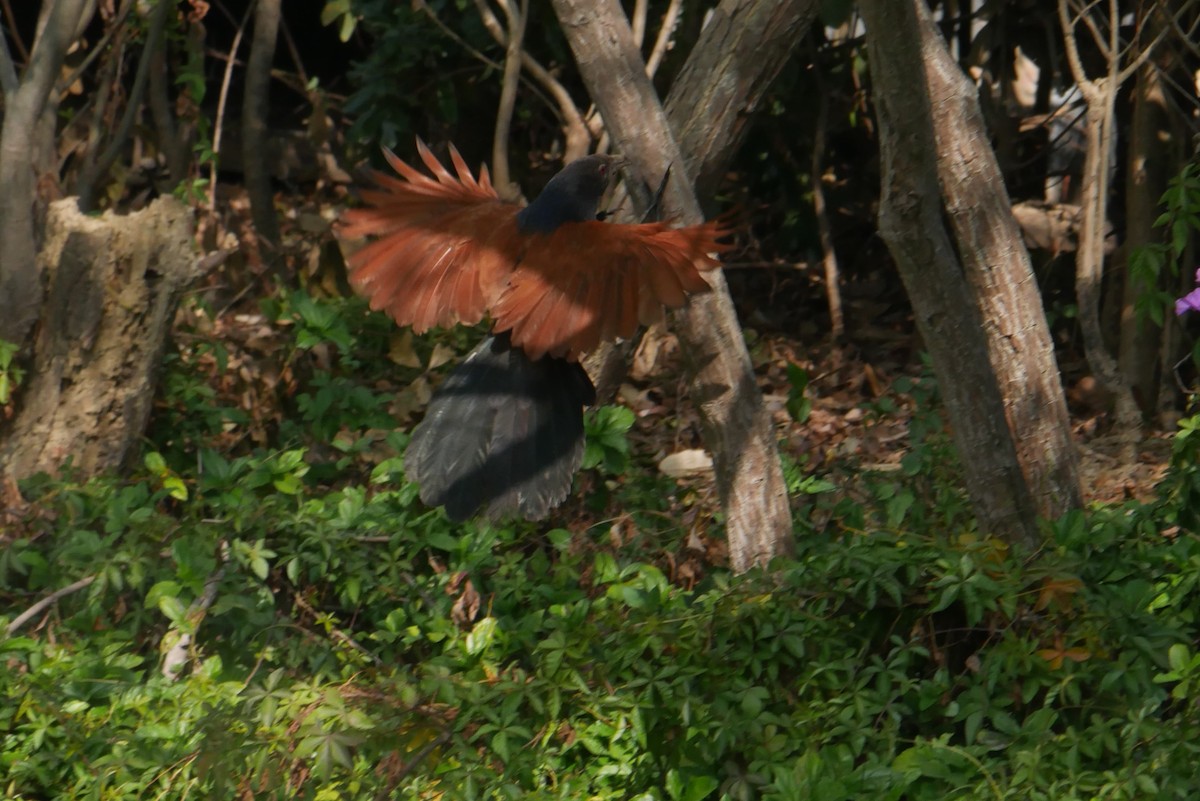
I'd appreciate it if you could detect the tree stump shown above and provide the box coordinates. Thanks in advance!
[1,197,198,482]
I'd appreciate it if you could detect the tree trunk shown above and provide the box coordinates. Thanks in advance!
[916,2,1082,518]
[243,0,283,256]
[1120,2,1179,417]
[860,0,1042,549]
[1056,0,1145,460]
[551,0,813,572]
[0,0,97,347]
[0,198,198,481]
[585,0,819,403]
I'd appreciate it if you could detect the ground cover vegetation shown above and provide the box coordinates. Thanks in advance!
[3,1,1200,798]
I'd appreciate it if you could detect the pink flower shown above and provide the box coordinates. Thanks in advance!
[1176,268,1200,316]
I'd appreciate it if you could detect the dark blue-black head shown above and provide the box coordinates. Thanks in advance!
[516,154,628,234]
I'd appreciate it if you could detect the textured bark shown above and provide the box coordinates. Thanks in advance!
[860,0,1041,548]
[1056,0,1146,459]
[552,0,816,572]
[916,3,1082,518]
[0,198,198,481]
[243,0,283,252]
[1121,3,1180,416]
[586,0,819,401]
[0,0,97,347]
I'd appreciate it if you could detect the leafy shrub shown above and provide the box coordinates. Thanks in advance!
[5,411,1200,798]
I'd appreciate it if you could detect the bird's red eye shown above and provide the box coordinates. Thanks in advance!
[598,163,607,177]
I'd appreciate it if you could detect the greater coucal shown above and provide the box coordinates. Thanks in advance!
[338,140,729,521]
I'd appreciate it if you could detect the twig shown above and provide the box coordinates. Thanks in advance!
[645,0,682,79]
[148,29,186,185]
[384,729,453,795]
[811,87,843,339]
[631,0,647,47]
[209,4,251,215]
[7,575,97,635]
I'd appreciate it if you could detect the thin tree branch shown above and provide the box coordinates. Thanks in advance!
[471,0,591,161]
[631,0,648,47]
[0,0,96,345]
[485,0,527,198]
[0,17,18,95]
[1058,0,1096,96]
[7,576,97,635]
[1,0,28,65]
[645,0,682,78]
[1073,0,1113,59]
[55,0,134,101]
[811,88,843,339]
[209,5,250,215]
[292,591,382,665]
[279,16,309,88]
[78,0,171,210]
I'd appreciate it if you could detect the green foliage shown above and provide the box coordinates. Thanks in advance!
[584,405,636,475]
[329,0,482,150]
[0,337,25,404]
[785,362,812,423]
[6,404,1200,797]
[1130,159,1200,328]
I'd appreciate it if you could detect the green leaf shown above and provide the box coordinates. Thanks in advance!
[158,595,188,626]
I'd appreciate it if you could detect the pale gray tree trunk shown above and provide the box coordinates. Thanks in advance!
[551,0,817,572]
[916,2,1082,518]
[860,0,1042,548]
[0,0,97,346]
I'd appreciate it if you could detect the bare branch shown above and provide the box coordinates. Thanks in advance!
[645,0,682,78]
[56,0,135,100]
[0,0,97,345]
[0,21,17,96]
[631,0,647,46]
[1073,0,1112,60]
[7,576,97,635]
[209,5,251,215]
[1,0,28,65]
[810,86,842,338]
[1107,0,1118,75]
[472,0,591,162]
[1058,0,1095,95]
[480,0,527,198]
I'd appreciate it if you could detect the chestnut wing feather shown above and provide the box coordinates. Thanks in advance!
[491,219,731,360]
[339,143,520,332]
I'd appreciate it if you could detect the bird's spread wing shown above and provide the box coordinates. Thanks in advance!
[490,219,732,360]
[339,140,522,332]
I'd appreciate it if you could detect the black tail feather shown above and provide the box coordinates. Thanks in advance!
[405,332,596,522]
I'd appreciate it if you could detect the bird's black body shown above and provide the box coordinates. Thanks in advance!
[405,332,596,521]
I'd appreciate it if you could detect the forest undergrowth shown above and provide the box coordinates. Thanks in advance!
[3,199,1200,797]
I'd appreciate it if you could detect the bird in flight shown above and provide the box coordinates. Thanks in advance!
[338,139,730,522]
